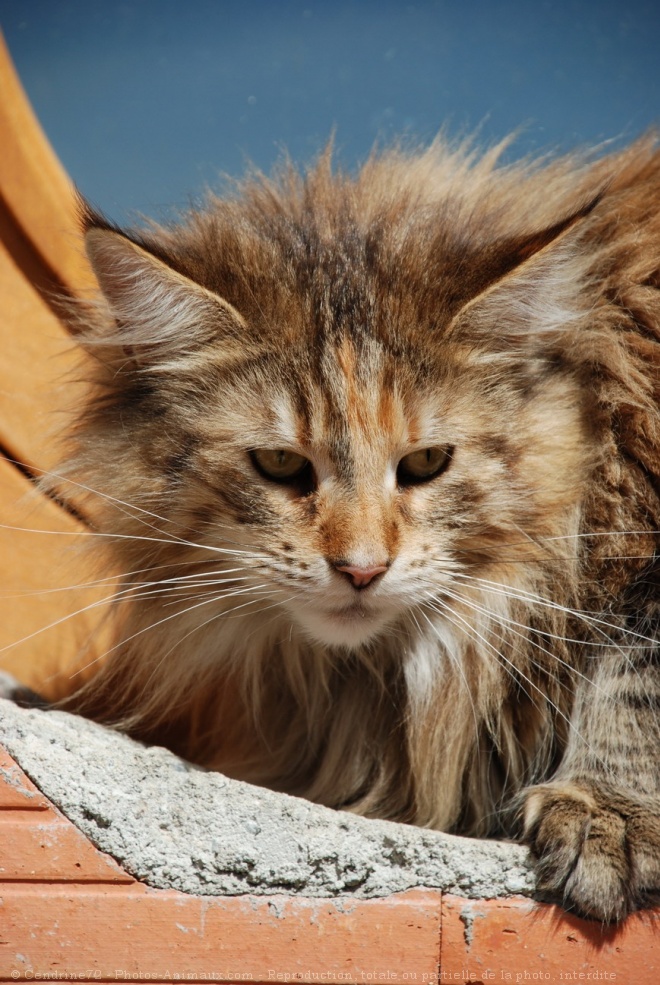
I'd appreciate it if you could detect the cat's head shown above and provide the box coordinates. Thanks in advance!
[74,154,598,654]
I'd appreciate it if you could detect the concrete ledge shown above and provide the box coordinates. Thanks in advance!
[0,698,534,900]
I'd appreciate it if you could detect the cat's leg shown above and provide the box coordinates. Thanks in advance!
[522,635,660,922]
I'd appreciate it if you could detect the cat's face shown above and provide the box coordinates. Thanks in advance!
[80,209,593,654]
[178,333,587,651]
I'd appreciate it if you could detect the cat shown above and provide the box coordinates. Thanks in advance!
[45,135,660,923]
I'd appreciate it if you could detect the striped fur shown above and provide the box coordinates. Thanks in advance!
[58,136,660,921]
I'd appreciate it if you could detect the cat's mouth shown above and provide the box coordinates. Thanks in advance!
[329,601,372,622]
[294,598,395,649]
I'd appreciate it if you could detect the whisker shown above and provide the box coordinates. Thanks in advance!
[0,520,267,561]
[7,458,270,556]
[448,572,660,712]
[120,590,283,703]
[429,525,657,566]
[415,606,481,740]
[65,583,274,681]
[0,564,255,601]
[430,584,609,699]
[450,570,659,648]
[421,591,612,777]
[0,554,262,656]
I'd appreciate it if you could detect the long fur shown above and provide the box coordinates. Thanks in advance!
[52,135,660,918]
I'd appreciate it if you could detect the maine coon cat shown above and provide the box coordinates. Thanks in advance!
[50,136,660,922]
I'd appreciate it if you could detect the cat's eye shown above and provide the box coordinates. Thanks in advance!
[397,446,452,486]
[251,448,311,483]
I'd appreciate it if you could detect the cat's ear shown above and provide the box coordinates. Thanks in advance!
[448,196,600,348]
[84,226,246,368]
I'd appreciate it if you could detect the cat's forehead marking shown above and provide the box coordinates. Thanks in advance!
[333,335,373,435]
[335,334,358,379]
[269,393,300,446]
[377,376,398,435]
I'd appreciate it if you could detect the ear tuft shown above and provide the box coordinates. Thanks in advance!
[84,227,245,367]
[449,196,600,349]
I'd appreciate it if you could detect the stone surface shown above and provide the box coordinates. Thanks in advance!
[0,697,535,899]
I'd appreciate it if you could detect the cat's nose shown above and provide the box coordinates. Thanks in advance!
[334,563,388,589]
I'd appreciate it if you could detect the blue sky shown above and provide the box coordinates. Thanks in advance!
[2,1,658,222]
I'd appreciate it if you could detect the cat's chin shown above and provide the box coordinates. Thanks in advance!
[294,602,395,650]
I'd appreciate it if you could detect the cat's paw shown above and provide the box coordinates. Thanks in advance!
[522,780,660,922]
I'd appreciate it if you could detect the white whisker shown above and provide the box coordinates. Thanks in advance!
[421,590,613,778]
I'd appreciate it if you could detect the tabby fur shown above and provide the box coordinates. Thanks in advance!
[56,136,660,921]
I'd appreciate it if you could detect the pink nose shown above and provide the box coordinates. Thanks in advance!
[334,563,388,589]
